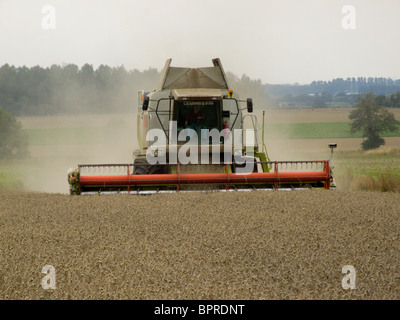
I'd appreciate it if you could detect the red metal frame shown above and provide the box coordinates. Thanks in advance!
[78,161,331,190]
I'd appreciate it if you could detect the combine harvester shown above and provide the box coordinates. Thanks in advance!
[68,58,335,195]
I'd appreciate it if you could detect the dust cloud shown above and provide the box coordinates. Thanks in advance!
[19,113,139,194]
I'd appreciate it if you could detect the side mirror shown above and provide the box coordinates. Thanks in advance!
[143,95,149,111]
[329,143,337,159]
[328,143,337,149]
[247,98,253,113]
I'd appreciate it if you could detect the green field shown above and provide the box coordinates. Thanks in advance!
[266,122,400,139]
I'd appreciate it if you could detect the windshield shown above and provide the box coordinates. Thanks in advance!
[173,100,222,132]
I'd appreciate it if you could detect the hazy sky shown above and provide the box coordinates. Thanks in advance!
[0,0,399,84]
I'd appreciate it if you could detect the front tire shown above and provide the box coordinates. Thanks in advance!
[133,157,164,175]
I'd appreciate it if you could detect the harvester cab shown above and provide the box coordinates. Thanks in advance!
[68,58,335,195]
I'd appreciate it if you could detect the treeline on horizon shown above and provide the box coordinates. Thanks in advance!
[0,63,399,117]
[0,63,160,116]
[0,63,269,116]
[273,90,400,109]
[267,77,400,96]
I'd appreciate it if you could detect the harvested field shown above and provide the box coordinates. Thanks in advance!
[262,108,355,124]
[261,107,400,124]
[1,189,399,300]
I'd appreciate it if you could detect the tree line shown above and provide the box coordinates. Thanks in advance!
[0,64,270,117]
[267,77,400,97]
[274,90,400,109]
[1,63,399,116]
[0,63,160,116]
[0,106,28,159]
